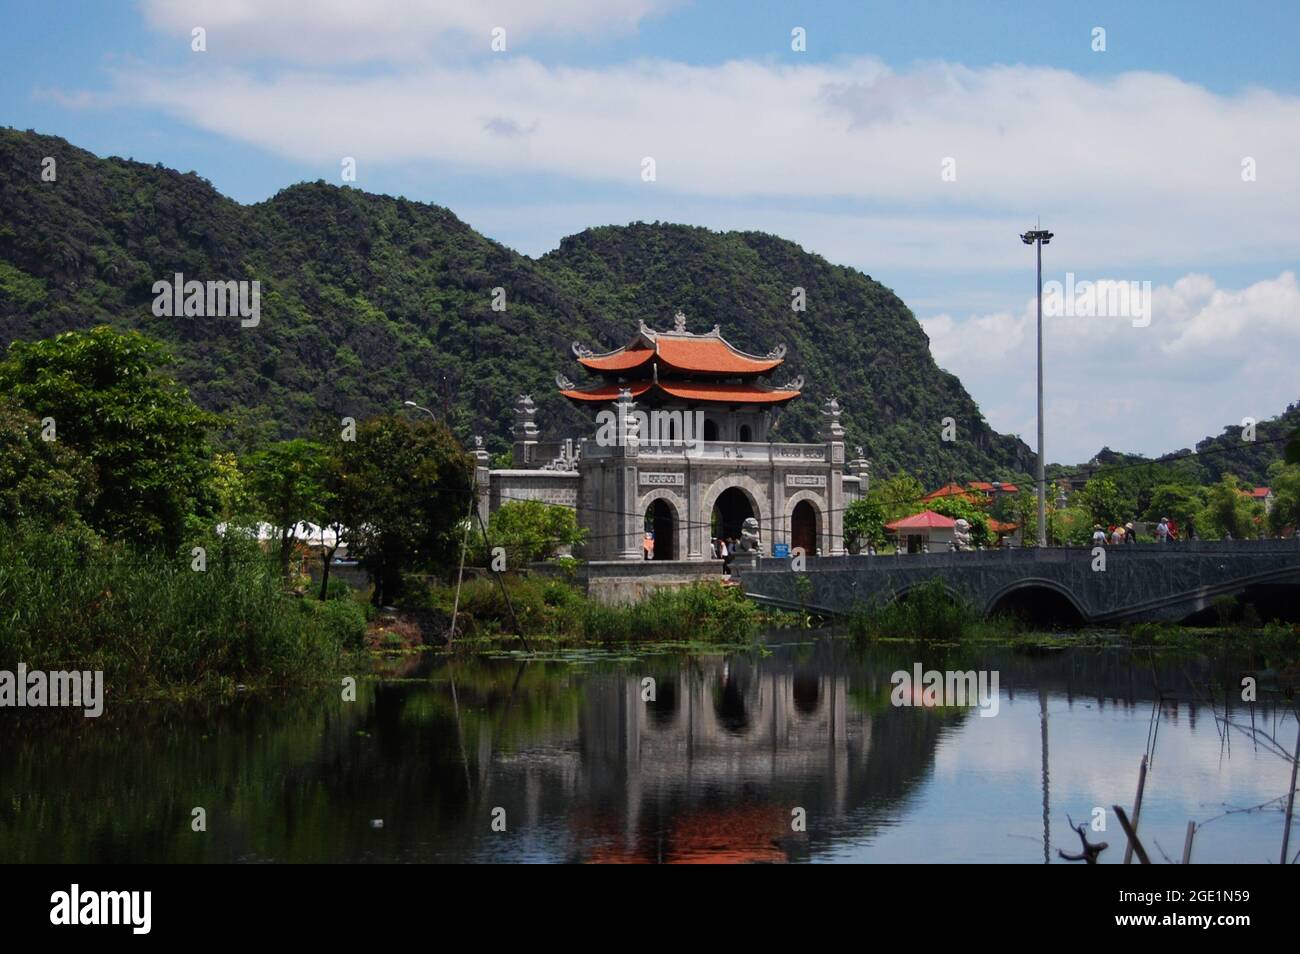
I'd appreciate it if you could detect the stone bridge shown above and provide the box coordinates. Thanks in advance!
[733,539,1300,624]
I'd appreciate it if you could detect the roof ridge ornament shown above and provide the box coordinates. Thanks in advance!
[673,310,687,333]
[555,373,575,390]
[571,341,592,358]
[777,375,804,391]
[768,344,787,359]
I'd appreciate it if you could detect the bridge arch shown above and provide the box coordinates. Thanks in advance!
[888,578,965,606]
[985,578,1088,627]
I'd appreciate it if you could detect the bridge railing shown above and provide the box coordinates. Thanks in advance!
[740,537,1300,573]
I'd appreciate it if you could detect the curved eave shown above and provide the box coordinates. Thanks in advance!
[575,336,784,376]
[560,382,653,402]
[560,382,798,405]
[578,350,655,372]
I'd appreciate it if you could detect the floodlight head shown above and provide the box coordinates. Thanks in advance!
[404,400,417,407]
[1021,228,1053,245]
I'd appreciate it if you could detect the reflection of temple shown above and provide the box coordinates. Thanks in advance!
[476,313,871,560]
[572,661,869,862]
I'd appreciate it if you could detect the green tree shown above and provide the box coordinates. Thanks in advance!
[843,498,887,552]
[867,473,927,523]
[1144,484,1207,538]
[1266,461,1300,536]
[481,499,586,568]
[211,452,254,525]
[337,414,473,605]
[0,327,216,549]
[1074,477,1127,528]
[245,439,330,577]
[1197,475,1263,540]
[0,397,97,527]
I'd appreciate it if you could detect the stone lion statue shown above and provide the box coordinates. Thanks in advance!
[736,516,762,554]
[952,518,973,552]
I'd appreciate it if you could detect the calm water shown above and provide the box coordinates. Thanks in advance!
[1,631,1295,863]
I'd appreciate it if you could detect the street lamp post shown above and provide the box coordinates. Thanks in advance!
[1020,227,1054,547]
[403,399,437,422]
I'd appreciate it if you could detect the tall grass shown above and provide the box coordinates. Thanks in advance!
[0,524,359,688]
[846,577,1000,642]
[423,575,760,644]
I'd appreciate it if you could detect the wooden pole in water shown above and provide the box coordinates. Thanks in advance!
[1280,717,1300,865]
[1181,820,1196,864]
[448,489,475,646]
[475,507,530,653]
[1113,805,1151,865]
[1123,755,1148,864]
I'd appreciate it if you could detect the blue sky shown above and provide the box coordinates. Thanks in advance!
[3,0,1298,464]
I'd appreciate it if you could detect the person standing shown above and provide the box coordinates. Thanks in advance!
[1092,525,1107,548]
[719,537,730,575]
[1155,517,1170,544]
[1124,521,1137,544]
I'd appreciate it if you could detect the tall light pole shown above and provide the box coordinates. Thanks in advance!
[1020,227,1053,547]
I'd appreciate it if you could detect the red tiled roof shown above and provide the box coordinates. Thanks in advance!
[577,327,783,376]
[658,381,798,403]
[560,380,798,405]
[559,381,653,402]
[967,481,1020,493]
[886,510,957,531]
[1250,487,1271,497]
[923,482,974,502]
[986,518,1019,534]
[579,347,655,372]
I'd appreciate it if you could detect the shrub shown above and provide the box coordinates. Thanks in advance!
[847,578,978,642]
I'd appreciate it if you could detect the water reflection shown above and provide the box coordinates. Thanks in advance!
[0,633,1293,863]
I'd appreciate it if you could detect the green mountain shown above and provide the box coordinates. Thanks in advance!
[0,127,1035,483]
[1068,402,1300,487]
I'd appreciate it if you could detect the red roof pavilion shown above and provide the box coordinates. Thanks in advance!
[560,314,801,407]
[886,510,957,531]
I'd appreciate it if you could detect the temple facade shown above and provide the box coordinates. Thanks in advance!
[475,313,869,562]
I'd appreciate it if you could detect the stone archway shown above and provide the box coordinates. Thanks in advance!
[700,475,769,559]
[783,490,828,557]
[638,489,686,560]
[791,500,819,555]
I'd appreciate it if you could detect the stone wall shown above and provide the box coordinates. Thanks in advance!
[489,469,580,510]
[534,559,726,606]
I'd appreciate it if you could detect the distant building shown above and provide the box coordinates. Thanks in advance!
[886,510,958,553]
[1247,486,1274,514]
[475,313,870,561]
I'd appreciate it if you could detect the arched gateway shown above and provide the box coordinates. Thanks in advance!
[481,312,870,562]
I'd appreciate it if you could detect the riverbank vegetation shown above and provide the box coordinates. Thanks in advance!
[390,575,761,647]
[845,579,1019,643]
[0,326,471,688]
[0,523,366,689]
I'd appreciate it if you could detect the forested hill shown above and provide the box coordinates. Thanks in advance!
[1073,402,1300,487]
[0,127,1034,483]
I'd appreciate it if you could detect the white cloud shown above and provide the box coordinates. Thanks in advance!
[101,56,1300,271]
[138,0,677,62]
[920,271,1300,464]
